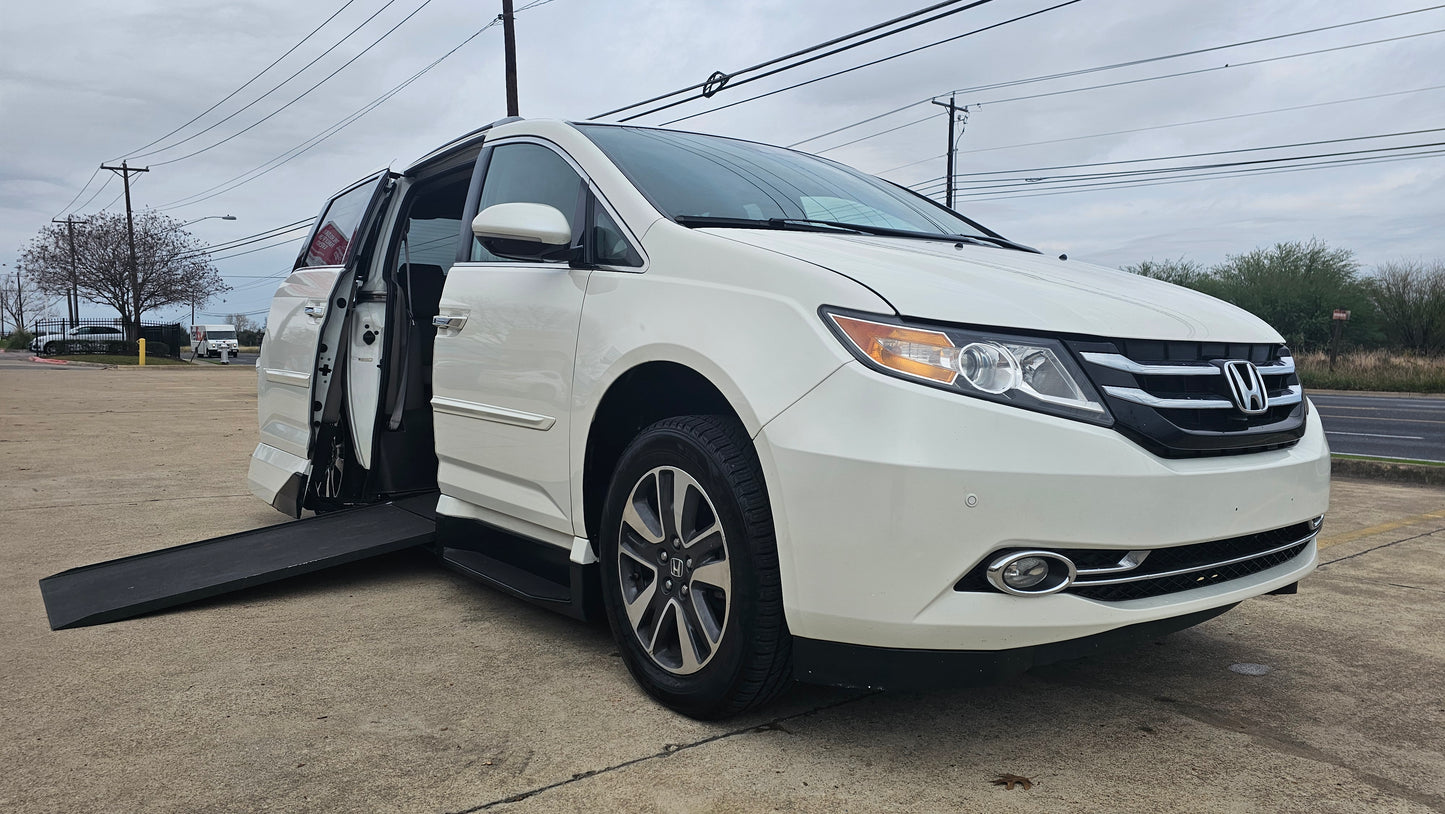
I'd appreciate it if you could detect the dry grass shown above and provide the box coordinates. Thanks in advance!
[1294,349,1445,392]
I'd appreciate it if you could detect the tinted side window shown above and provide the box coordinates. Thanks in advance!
[592,205,642,267]
[471,143,583,262]
[302,179,377,267]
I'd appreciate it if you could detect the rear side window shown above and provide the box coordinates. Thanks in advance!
[470,143,583,262]
[302,179,378,267]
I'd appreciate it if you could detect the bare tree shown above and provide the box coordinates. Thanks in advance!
[18,210,230,338]
[1367,260,1445,354]
[0,268,57,334]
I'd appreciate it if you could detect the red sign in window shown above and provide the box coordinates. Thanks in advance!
[306,222,350,266]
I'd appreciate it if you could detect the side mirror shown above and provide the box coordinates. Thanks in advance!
[471,202,573,262]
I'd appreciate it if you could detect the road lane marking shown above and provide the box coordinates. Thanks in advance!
[1325,431,1425,439]
[1318,508,1445,550]
[1316,414,1445,424]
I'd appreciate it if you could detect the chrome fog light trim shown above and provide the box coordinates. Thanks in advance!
[986,550,1077,596]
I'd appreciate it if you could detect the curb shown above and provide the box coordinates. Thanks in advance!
[29,356,112,369]
[1332,456,1445,487]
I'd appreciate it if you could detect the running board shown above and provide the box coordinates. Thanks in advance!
[39,494,438,630]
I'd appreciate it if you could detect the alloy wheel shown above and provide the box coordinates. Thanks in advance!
[616,465,732,675]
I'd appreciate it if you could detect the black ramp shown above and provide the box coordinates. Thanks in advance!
[40,499,436,630]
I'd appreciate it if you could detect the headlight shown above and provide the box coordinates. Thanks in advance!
[823,309,1112,425]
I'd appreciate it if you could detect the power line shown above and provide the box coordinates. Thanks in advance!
[789,3,1445,150]
[653,0,1086,127]
[614,0,1018,123]
[129,0,406,162]
[954,147,1445,202]
[802,27,1445,159]
[177,220,314,258]
[52,168,102,219]
[115,0,361,160]
[161,19,500,210]
[936,126,1445,183]
[875,83,1445,175]
[910,139,1445,195]
[148,0,440,168]
[591,0,998,121]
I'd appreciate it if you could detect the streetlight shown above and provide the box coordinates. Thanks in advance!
[180,214,237,227]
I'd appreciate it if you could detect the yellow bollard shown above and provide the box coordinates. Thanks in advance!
[138,338,146,366]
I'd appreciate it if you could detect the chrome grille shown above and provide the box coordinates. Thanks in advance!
[1069,340,1307,457]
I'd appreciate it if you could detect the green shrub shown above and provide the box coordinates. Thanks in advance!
[4,330,33,350]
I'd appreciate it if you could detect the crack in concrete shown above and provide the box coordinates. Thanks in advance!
[445,692,875,813]
[0,494,254,512]
[1043,677,1445,811]
[1320,525,1445,568]
[1318,572,1445,596]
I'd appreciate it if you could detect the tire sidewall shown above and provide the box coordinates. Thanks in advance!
[599,424,767,714]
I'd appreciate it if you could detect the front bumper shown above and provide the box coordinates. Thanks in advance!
[755,361,1330,652]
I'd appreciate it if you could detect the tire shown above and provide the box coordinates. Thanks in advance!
[43,342,57,355]
[599,415,792,719]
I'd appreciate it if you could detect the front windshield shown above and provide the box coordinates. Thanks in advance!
[208,330,236,340]
[576,124,992,239]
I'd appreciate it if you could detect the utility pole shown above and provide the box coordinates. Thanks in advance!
[930,95,968,210]
[99,160,149,337]
[51,216,86,324]
[501,0,519,117]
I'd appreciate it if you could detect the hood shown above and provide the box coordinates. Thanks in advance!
[710,230,1281,343]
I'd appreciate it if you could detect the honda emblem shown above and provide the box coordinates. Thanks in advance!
[1223,361,1269,415]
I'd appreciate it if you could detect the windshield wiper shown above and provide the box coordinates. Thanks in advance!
[673,215,1038,253]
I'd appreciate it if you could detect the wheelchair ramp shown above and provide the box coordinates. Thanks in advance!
[40,495,437,630]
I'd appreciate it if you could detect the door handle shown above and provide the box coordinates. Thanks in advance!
[432,314,467,331]
[304,304,326,319]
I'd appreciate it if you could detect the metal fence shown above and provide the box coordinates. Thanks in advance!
[29,318,188,358]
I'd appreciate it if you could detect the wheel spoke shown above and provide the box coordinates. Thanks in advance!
[657,469,677,540]
[686,587,724,647]
[622,490,664,545]
[691,560,731,594]
[672,601,702,673]
[673,474,697,544]
[619,536,656,569]
[684,522,723,555]
[623,577,656,632]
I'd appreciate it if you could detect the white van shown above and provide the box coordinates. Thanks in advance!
[250,118,1329,718]
[193,324,239,358]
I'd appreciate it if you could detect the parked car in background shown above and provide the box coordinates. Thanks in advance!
[31,325,125,354]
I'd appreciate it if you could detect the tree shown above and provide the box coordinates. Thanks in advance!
[228,313,265,346]
[1122,257,1215,292]
[1366,260,1445,354]
[1209,239,1377,351]
[0,268,57,334]
[18,210,230,338]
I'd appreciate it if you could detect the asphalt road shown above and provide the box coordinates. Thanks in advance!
[1313,392,1445,462]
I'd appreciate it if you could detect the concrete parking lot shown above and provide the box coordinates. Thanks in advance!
[2,365,1442,813]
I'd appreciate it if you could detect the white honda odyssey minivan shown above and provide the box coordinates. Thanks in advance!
[251,117,1330,718]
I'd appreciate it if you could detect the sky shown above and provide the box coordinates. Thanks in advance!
[2,0,1443,323]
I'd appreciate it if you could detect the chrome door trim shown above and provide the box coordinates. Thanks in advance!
[430,395,556,430]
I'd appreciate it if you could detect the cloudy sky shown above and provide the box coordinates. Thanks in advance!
[2,0,1443,321]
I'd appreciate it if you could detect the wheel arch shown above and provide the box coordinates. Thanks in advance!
[581,360,751,544]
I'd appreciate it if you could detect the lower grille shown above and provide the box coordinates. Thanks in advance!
[955,521,1317,602]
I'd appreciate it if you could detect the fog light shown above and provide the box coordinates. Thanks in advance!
[986,550,1077,596]
[1003,556,1049,589]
